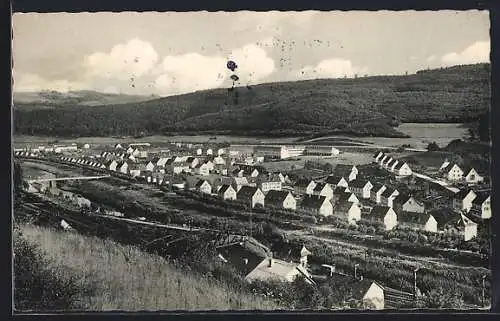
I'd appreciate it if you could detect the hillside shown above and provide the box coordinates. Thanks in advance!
[13,63,490,138]
[14,90,158,108]
[15,224,279,311]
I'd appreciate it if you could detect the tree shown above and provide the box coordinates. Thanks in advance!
[427,142,440,151]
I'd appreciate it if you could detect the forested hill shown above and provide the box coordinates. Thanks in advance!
[14,90,158,108]
[13,63,490,138]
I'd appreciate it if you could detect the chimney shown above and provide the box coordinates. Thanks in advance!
[268,258,273,267]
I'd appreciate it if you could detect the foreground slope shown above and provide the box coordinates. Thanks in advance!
[15,225,279,311]
[13,63,490,137]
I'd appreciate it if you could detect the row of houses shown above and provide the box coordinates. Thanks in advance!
[230,144,341,160]
[373,152,413,177]
[438,161,485,184]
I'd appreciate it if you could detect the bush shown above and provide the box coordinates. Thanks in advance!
[13,229,96,311]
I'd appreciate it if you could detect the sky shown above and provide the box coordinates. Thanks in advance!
[12,10,490,97]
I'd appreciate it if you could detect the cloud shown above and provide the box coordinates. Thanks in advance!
[13,72,87,92]
[154,43,275,95]
[84,38,159,81]
[441,41,490,66]
[293,58,368,80]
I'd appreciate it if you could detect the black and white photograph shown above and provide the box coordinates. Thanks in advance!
[12,10,492,312]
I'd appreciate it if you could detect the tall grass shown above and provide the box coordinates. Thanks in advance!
[17,225,279,311]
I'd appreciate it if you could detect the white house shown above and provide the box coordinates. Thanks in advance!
[398,212,438,233]
[394,162,412,176]
[373,151,384,163]
[119,162,129,174]
[265,190,297,211]
[107,160,119,171]
[333,165,358,182]
[440,163,464,181]
[463,167,484,184]
[387,159,399,172]
[452,189,477,213]
[218,184,237,201]
[393,194,425,213]
[237,186,265,208]
[367,206,398,230]
[299,195,333,216]
[146,161,156,172]
[195,162,211,176]
[334,201,362,225]
[325,176,349,189]
[312,183,334,200]
[294,179,317,195]
[471,193,491,219]
[214,155,226,166]
[195,180,212,194]
[370,183,387,204]
[349,179,373,199]
[381,188,399,208]
[196,148,203,155]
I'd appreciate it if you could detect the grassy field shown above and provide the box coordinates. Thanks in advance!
[17,225,279,311]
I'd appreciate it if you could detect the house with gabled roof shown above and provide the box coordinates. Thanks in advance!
[398,211,438,233]
[393,162,412,177]
[431,209,477,241]
[312,183,334,200]
[107,160,119,171]
[382,156,394,169]
[439,163,464,181]
[195,179,212,194]
[237,186,265,208]
[471,192,491,219]
[325,175,349,189]
[452,189,477,213]
[118,161,129,174]
[334,201,361,225]
[373,151,384,163]
[463,167,484,184]
[349,179,373,199]
[294,178,317,195]
[393,194,424,213]
[370,183,387,204]
[379,154,389,166]
[367,206,397,230]
[381,188,399,208]
[218,184,237,201]
[333,164,358,181]
[299,195,333,216]
[255,174,283,193]
[265,190,296,211]
[338,191,360,204]
[146,159,157,172]
[387,159,400,172]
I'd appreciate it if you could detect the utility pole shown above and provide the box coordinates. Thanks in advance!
[414,267,420,301]
[482,275,486,307]
[354,263,359,280]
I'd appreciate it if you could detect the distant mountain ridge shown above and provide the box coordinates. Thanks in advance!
[13,63,490,138]
[14,90,159,107]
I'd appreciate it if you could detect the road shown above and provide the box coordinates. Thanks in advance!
[301,136,427,152]
[412,172,460,193]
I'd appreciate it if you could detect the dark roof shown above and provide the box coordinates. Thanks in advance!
[394,162,409,170]
[294,178,315,187]
[325,175,346,185]
[428,208,467,229]
[453,189,476,200]
[387,159,399,167]
[472,192,490,205]
[218,184,233,194]
[371,183,385,192]
[333,164,356,175]
[237,186,260,199]
[323,274,382,301]
[393,194,411,204]
[373,151,384,157]
[369,206,393,220]
[338,192,357,203]
[186,156,196,163]
[313,183,329,192]
[217,243,266,276]
[265,190,292,204]
[349,179,371,189]
[271,241,311,262]
[151,157,160,163]
[195,179,209,188]
[334,200,358,213]
[398,211,433,225]
[300,195,328,209]
[333,186,349,195]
